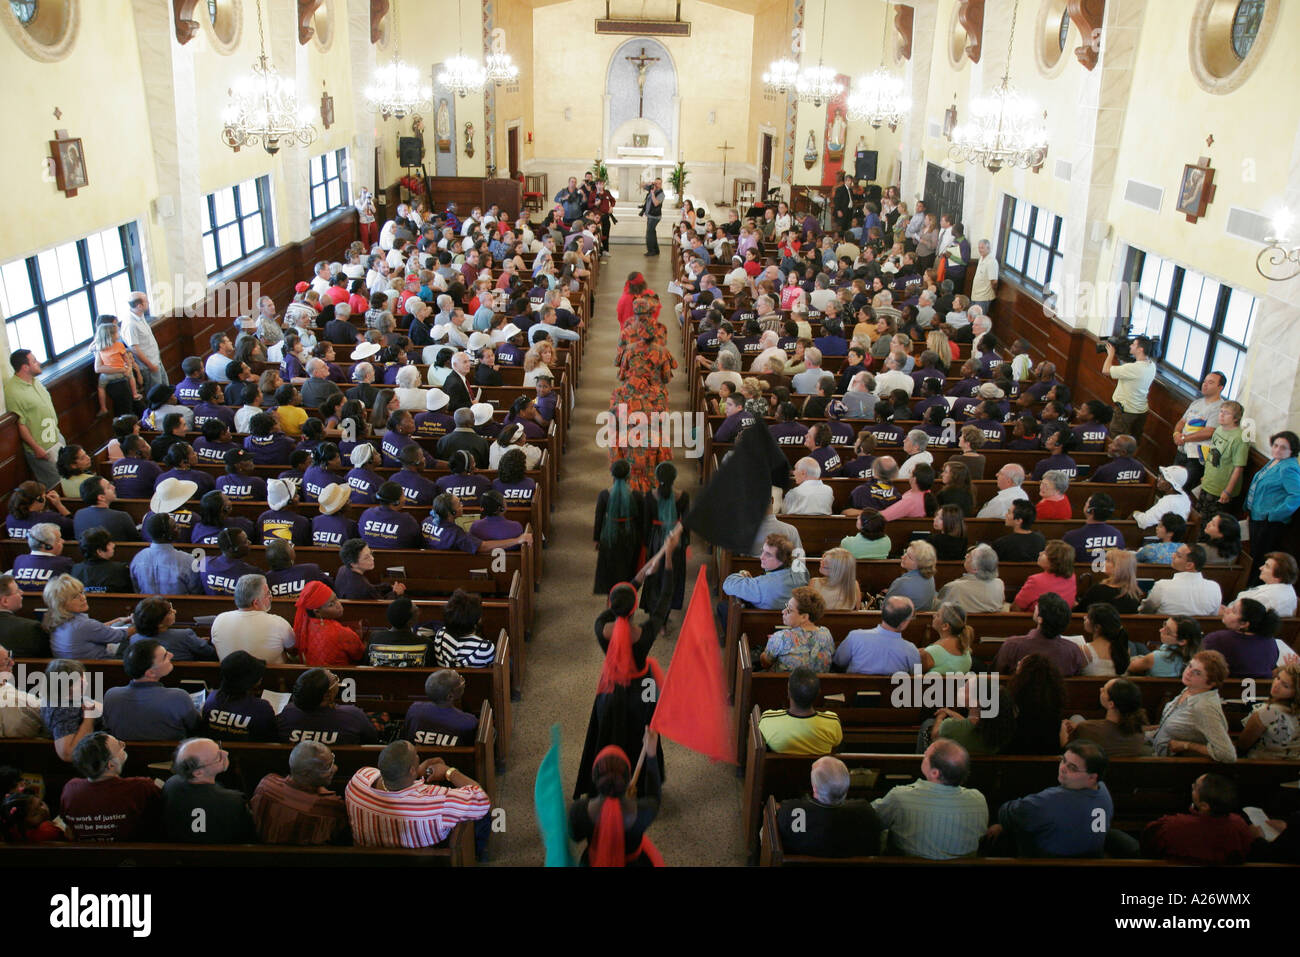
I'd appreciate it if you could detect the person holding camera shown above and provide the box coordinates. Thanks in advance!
[641,177,665,256]
[1102,335,1156,442]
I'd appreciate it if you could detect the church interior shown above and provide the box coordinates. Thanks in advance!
[3,0,1300,882]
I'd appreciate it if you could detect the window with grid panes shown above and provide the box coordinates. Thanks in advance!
[999,195,1065,291]
[0,223,146,364]
[1120,247,1257,399]
[201,177,272,276]
[309,148,350,221]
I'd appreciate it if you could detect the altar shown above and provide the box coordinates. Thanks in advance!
[605,146,675,199]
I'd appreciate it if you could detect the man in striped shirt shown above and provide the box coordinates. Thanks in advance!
[870,739,988,859]
[345,740,490,848]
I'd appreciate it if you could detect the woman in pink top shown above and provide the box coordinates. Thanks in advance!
[1013,539,1078,611]
[882,463,938,521]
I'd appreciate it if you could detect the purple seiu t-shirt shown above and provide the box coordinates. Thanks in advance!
[193,438,239,465]
[113,457,162,499]
[266,563,331,598]
[216,474,268,502]
[301,466,345,502]
[202,690,278,741]
[1072,423,1110,453]
[276,703,377,745]
[156,468,215,498]
[435,473,492,508]
[311,513,359,549]
[6,510,73,542]
[202,553,261,596]
[175,376,205,406]
[191,516,254,546]
[395,469,439,508]
[402,703,479,747]
[492,477,536,505]
[141,509,196,543]
[1031,453,1079,482]
[850,481,899,512]
[809,445,842,478]
[281,353,306,381]
[421,516,481,553]
[244,433,297,466]
[839,455,875,480]
[470,516,523,545]
[345,468,383,504]
[1091,457,1146,484]
[536,392,558,422]
[358,506,422,550]
[10,553,75,592]
[193,403,236,431]
[769,422,809,447]
[413,411,455,440]
[867,423,905,446]
[714,410,756,444]
[258,509,312,546]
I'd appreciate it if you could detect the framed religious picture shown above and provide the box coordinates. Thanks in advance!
[1176,157,1216,223]
[49,132,87,196]
[320,87,335,130]
[943,103,958,141]
[632,134,649,148]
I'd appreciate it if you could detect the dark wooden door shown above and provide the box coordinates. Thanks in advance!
[923,162,965,224]
[507,127,519,178]
[761,134,773,199]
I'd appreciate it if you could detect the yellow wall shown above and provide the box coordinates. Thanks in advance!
[0,0,162,266]
[529,0,753,164]
[1105,1,1300,298]
[792,0,903,187]
[493,0,535,172]
[746,0,788,169]
[380,0,488,183]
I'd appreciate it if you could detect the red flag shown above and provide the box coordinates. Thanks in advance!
[650,565,736,764]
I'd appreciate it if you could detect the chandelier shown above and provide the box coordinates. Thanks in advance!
[364,4,432,119]
[485,29,519,86]
[847,72,911,130]
[437,0,487,98]
[847,13,912,131]
[1257,208,1300,282]
[221,0,316,154]
[948,0,1047,173]
[763,0,800,98]
[795,0,842,107]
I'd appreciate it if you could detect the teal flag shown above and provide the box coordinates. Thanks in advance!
[534,723,575,867]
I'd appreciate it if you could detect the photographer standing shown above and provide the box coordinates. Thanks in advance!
[1103,335,1156,442]
[641,176,665,256]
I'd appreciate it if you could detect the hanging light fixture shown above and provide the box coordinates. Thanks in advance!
[437,0,487,98]
[485,28,519,87]
[364,2,432,120]
[795,0,843,107]
[221,0,317,154]
[763,0,800,99]
[846,8,912,131]
[948,0,1048,173]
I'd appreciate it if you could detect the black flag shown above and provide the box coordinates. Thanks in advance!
[683,422,791,554]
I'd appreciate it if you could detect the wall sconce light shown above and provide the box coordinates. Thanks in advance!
[1258,208,1300,282]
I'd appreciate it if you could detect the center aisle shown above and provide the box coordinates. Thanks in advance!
[489,243,746,866]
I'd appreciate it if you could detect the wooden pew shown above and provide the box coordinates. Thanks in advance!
[6,700,495,818]
[721,604,1300,689]
[83,585,529,693]
[740,711,1300,856]
[731,640,1268,770]
[18,637,514,765]
[717,553,1251,603]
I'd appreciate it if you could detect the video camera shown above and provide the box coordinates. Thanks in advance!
[1095,334,1159,363]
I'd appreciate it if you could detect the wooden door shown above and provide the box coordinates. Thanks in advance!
[507,127,519,178]
[760,133,773,199]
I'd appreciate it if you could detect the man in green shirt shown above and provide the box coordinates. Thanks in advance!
[5,349,64,488]
[1199,401,1248,521]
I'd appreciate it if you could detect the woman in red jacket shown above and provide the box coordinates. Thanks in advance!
[293,581,365,666]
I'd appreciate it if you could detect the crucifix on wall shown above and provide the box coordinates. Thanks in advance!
[717,140,735,202]
[626,47,660,118]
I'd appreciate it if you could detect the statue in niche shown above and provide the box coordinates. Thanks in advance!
[436,99,452,153]
[464,123,475,158]
[803,131,818,170]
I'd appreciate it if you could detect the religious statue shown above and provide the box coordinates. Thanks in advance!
[436,99,451,152]
[803,131,818,170]
[464,122,475,158]
[826,109,846,162]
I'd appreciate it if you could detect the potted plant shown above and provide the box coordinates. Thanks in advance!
[590,156,609,184]
[668,161,688,206]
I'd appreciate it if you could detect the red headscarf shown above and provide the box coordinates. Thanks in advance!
[293,581,335,659]
[591,745,631,867]
[597,584,666,695]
